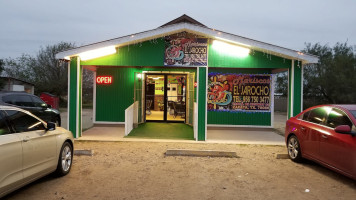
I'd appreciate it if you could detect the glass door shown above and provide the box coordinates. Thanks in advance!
[145,74,165,121]
[166,74,186,122]
[145,73,187,122]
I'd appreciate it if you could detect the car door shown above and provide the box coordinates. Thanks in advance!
[320,108,356,175]
[0,111,23,195]
[299,107,329,160]
[4,109,57,181]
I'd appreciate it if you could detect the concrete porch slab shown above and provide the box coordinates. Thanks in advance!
[207,127,285,145]
[77,125,285,146]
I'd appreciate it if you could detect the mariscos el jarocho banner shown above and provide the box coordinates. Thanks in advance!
[207,73,271,112]
[164,36,207,66]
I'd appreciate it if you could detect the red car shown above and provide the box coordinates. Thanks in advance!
[285,105,356,180]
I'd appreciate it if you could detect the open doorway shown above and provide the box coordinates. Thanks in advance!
[145,73,187,122]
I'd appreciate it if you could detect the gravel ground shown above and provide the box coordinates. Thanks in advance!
[3,141,356,200]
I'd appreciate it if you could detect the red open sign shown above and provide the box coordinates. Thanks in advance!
[96,76,112,84]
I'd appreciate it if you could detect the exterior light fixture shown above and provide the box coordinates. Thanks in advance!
[79,46,117,61]
[136,73,142,80]
[212,40,250,57]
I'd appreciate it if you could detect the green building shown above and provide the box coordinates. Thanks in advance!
[56,15,318,140]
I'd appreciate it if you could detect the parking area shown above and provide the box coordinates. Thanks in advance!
[3,141,356,200]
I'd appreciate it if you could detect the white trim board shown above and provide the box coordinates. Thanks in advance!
[270,74,275,128]
[208,124,273,128]
[94,121,125,125]
[56,22,318,64]
[67,61,70,130]
[204,67,208,141]
[196,67,200,141]
[93,71,97,124]
[290,60,295,118]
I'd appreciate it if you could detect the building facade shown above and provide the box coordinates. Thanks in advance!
[56,15,318,140]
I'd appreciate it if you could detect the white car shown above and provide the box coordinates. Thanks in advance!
[0,105,74,198]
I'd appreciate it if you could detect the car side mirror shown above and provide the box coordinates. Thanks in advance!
[40,103,49,109]
[335,125,351,134]
[46,122,56,131]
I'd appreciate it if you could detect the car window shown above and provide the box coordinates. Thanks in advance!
[326,108,353,129]
[306,107,328,124]
[2,95,16,105]
[0,112,11,135]
[3,95,34,107]
[300,110,311,121]
[351,110,356,119]
[5,110,44,132]
[31,96,46,107]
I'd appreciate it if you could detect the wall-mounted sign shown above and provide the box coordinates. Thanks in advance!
[96,76,112,84]
[164,37,207,67]
[207,73,271,112]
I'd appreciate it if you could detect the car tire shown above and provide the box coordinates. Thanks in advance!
[55,142,73,176]
[287,135,303,163]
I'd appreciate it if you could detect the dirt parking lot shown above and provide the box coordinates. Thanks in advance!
[4,141,356,200]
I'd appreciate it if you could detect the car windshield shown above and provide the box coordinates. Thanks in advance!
[351,110,356,119]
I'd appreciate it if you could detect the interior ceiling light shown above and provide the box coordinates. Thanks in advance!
[79,46,117,61]
[212,40,250,58]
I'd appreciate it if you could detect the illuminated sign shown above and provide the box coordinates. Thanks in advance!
[207,73,271,112]
[96,76,112,84]
[164,37,208,66]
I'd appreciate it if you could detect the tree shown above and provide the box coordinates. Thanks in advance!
[3,42,76,105]
[303,42,356,106]
[3,54,37,83]
[0,59,5,88]
[32,42,76,97]
[3,42,95,107]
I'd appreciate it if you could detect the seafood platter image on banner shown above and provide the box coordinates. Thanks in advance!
[207,73,271,112]
[164,34,208,67]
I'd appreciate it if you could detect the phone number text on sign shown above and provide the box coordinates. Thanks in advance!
[208,74,271,112]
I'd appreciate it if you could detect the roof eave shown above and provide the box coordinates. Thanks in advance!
[56,22,319,64]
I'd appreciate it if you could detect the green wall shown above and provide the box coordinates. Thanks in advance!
[81,39,165,66]
[95,67,197,122]
[287,60,303,118]
[197,67,207,140]
[88,36,293,126]
[208,42,291,68]
[69,58,78,136]
[96,67,139,122]
[293,61,302,116]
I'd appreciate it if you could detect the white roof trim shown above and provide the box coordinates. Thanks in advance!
[56,22,319,64]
